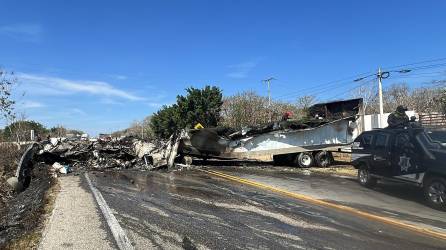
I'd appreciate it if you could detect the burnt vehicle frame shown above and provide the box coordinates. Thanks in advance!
[178,98,364,168]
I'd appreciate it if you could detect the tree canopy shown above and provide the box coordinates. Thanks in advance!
[2,120,48,141]
[150,86,223,138]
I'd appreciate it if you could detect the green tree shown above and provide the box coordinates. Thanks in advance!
[176,86,223,128]
[3,120,48,141]
[150,104,180,139]
[150,86,223,138]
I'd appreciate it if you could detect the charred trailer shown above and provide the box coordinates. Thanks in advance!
[178,98,364,168]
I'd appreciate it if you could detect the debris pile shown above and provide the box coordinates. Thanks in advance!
[36,136,173,172]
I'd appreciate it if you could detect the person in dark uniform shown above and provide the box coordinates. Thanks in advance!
[387,105,409,128]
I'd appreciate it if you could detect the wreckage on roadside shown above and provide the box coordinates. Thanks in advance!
[178,98,364,168]
[7,135,182,191]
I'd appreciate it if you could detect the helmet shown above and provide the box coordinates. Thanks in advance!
[396,105,408,113]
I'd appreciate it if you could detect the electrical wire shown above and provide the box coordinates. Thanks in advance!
[323,78,376,101]
[383,57,446,71]
[271,57,446,104]
[272,71,373,100]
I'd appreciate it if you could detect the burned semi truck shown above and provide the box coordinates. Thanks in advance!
[178,98,364,167]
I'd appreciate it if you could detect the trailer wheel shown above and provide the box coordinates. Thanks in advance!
[315,151,333,168]
[295,152,314,168]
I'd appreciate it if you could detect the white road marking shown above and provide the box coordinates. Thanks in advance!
[85,173,134,250]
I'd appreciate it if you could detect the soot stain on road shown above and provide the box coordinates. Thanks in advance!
[88,170,446,250]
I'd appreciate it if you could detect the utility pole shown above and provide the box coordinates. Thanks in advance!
[262,77,275,122]
[141,121,144,140]
[355,67,408,128]
[262,77,275,107]
[377,68,387,128]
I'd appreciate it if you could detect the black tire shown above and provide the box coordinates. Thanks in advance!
[315,151,333,168]
[423,177,446,211]
[294,152,314,168]
[358,165,377,188]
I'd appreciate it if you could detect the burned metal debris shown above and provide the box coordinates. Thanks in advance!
[36,136,176,171]
[7,135,181,192]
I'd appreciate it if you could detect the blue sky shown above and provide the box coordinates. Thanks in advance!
[1,0,446,135]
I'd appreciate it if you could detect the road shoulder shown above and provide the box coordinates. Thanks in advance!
[39,175,116,250]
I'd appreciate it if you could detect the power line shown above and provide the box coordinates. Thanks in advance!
[323,78,376,101]
[273,71,373,100]
[383,57,446,71]
[270,57,446,105]
[353,62,446,83]
[279,81,357,102]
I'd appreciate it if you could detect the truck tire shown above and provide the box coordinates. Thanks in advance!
[358,165,377,188]
[423,177,446,211]
[295,152,314,168]
[315,151,333,168]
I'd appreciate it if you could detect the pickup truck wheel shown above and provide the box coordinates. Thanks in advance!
[358,165,377,188]
[315,151,333,168]
[423,177,446,211]
[295,152,314,168]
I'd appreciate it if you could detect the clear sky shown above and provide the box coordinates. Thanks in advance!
[1,0,446,135]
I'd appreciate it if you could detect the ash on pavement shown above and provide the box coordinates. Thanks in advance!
[88,169,446,249]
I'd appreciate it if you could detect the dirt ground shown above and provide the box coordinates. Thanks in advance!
[0,144,57,249]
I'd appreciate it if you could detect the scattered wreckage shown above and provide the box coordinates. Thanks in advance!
[7,135,182,191]
[178,98,364,168]
[7,98,365,191]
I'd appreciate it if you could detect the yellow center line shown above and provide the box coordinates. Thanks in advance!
[200,169,446,241]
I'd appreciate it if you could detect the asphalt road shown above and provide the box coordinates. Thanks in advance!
[87,168,446,250]
[214,165,446,232]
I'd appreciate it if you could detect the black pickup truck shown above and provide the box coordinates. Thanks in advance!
[351,126,446,210]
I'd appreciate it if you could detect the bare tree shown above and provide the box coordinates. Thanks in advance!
[411,87,442,113]
[383,83,411,112]
[296,95,316,114]
[220,91,299,129]
[350,84,378,114]
[1,70,17,142]
[112,115,153,139]
[0,70,16,123]
[351,81,445,115]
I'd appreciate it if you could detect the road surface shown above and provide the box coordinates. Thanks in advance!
[84,167,446,249]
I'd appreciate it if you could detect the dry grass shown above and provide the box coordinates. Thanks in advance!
[0,143,59,249]
[0,144,24,208]
[4,180,59,250]
[309,164,358,177]
[0,143,23,179]
[3,173,59,250]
